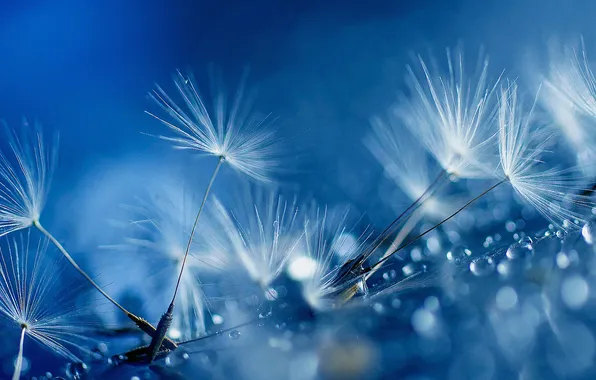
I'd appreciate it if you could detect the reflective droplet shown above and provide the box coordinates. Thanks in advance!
[65,362,88,380]
[229,330,241,339]
[582,220,596,244]
[402,262,427,277]
[506,237,533,260]
[470,257,495,276]
[165,349,190,367]
[446,245,471,262]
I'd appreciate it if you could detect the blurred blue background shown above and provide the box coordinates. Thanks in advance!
[0,0,595,378]
[1,0,593,215]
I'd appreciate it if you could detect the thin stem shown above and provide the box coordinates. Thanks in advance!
[330,170,449,288]
[32,220,132,316]
[365,209,423,282]
[170,156,223,306]
[12,327,26,380]
[369,178,508,272]
[34,221,179,351]
[363,169,448,262]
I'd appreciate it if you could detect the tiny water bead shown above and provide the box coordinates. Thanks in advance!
[229,329,242,339]
[402,262,428,277]
[165,350,191,367]
[65,362,88,380]
[446,246,471,262]
[506,237,533,260]
[470,257,495,277]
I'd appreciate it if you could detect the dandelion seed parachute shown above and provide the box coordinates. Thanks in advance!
[0,233,96,378]
[542,41,596,170]
[300,207,371,310]
[103,185,228,340]
[497,83,594,228]
[402,49,501,178]
[148,70,278,182]
[209,187,303,291]
[0,122,57,236]
[146,70,281,361]
[0,121,178,352]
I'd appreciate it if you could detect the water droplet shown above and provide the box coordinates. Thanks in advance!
[506,237,533,260]
[65,362,88,379]
[470,257,495,276]
[258,309,272,319]
[582,220,596,244]
[165,349,190,367]
[446,245,471,262]
[229,330,241,339]
[402,262,427,276]
[382,269,397,281]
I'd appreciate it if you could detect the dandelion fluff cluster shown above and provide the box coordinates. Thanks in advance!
[148,70,277,182]
[402,50,500,178]
[209,188,303,289]
[0,123,56,236]
[1,40,596,379]
[0,234,93,364]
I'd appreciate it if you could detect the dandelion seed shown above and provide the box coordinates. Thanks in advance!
[146,70,280,360]
[0,122,172,349]
[210,188,303,290]
[0,122,57,236]
[148,70,277,182]
[497,83,592,227]
[402,49,500,178]
[300,208,370,310]
[104,185,227,340]
[0,233,96,379]
[542,41,596,169]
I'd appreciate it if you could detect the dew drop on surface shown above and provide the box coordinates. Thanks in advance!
[165,349,191,367]
[229,329,241,339]
[582,220,596,244]
[131,377,140,380]
[506,237,533,260]
[66,362,88,380]
[446,245,471,262]
[402,262,427,277]
[470,257,495,276]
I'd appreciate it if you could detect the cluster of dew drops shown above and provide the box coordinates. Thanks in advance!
[24,215,596,379]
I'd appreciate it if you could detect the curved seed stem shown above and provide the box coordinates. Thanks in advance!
[32,220,132,316]
[369,178,508,272]
[171,155,223,306]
